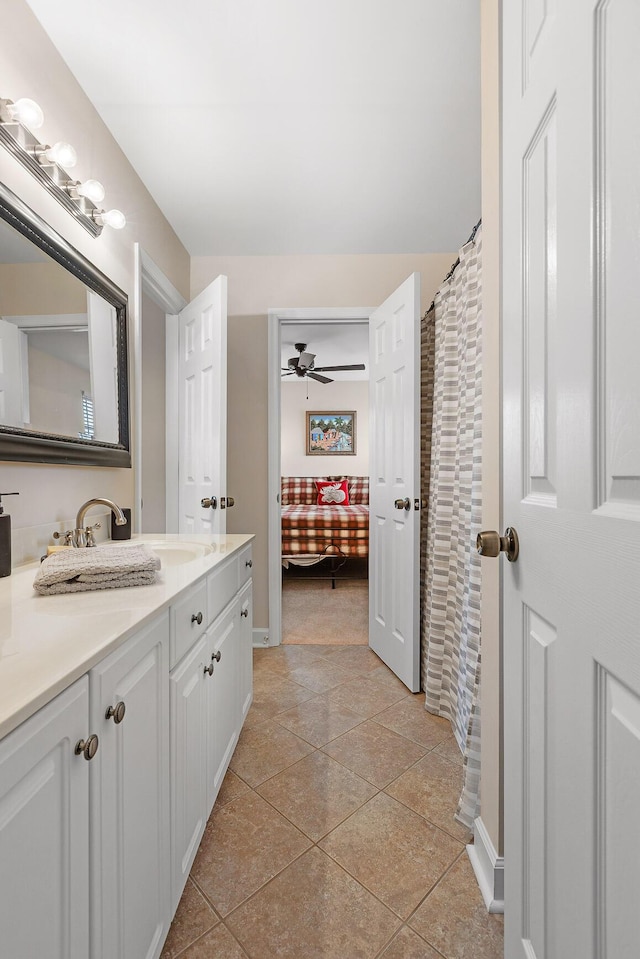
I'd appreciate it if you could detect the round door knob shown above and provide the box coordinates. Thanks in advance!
[191,611,203,625]
[106,701,126,724]
[226,496,235,508]
[204,663,214,676]
[212,650,222,662]
[75,734,99,761]
[240,608,248,618]
[394,497,411,511]
[476,527,519,563]
[201,497,217,509]
[245,559,253,568]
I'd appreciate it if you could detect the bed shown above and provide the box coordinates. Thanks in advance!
[281,476,369,565]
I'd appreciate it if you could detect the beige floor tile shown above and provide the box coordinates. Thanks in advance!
[214,770,251,808]
[385,753,470,842]
[253,676,318,712]
[226,847,400,959]
[288,658,357,693]
[253,644,325,673]
[229,719,315,786]
[409,855,504,959]
[327,676,409,718]
[319,793,462,919]
[379,926,444,959]
[321,645,384,674]
[368,665,412,693]
[433,735,464,767]
[257,751,377,841]
[191,791,311,917]
[273,696,364,747]
[374,697,452,749]
[160,879,218,959]
[176,923,249,958]
[322,719,426,788]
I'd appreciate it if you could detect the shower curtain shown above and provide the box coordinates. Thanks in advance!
[421,226,483,830]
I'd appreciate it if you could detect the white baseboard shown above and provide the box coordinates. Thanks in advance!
[467,816,504,914]
[252,628,270,648]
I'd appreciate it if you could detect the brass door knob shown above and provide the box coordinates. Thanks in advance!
[106,701,126,724]
[201,497,217,509]
[226,496,235,508]
[394,497,411,511]
[476,527,519,563]
[75,734,99,760]
[212,650,222,662]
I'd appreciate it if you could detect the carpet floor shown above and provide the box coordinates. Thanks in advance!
[282,579,369,645]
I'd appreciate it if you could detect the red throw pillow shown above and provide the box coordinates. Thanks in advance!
[315,479,350,506]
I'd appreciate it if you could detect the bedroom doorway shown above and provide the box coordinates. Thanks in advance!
[267,308,373,648]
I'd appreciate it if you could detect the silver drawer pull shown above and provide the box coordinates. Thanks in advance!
[191,611,203,626]
[204,663,214,677]
[245,559,253,568]
[241,608,249,618]
[212,650,222,662]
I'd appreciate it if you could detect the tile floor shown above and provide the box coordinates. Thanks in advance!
[161,644,504,959]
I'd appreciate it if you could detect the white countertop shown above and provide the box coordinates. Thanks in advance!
[0,533,254,740]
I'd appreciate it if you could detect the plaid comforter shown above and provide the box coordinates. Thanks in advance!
[281,476,369,557]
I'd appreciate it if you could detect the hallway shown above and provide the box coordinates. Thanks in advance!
[161,644,503,958]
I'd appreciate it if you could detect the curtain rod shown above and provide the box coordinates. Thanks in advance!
[423,217,482,320]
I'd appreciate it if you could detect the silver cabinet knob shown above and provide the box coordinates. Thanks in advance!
[212,650,222,662]
[394,497,411,511]
[204,663,214,677]
[245,559,253,568]
[106,701,126,724]
[201,497,217,509]
[240,608,249,618]
[476,527,519,563]
[75,734,99,760]
[191,611,203,625]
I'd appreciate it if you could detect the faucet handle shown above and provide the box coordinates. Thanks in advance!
[85,523,101,547]
[53,529,74,546]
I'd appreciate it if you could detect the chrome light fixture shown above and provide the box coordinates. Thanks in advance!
[0,96,126,237]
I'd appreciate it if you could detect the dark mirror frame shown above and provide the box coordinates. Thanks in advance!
[0,181,130,467]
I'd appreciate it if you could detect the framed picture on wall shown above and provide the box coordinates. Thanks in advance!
[306,411,356,455]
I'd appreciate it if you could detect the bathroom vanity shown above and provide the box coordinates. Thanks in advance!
[0,533,253,959]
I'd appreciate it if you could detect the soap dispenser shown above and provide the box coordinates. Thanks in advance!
[0,492,19,577]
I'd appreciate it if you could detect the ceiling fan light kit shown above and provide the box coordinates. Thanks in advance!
[281,342,365,385]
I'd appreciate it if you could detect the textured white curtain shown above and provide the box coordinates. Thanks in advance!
[421,227,483,830]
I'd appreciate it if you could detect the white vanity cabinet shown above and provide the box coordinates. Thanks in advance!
[89,611,171,959]
[0,677,92,959]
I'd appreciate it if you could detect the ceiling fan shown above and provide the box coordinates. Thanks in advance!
[281,343,365,384]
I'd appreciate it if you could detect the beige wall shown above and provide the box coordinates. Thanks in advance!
[480,0,502,854]
[1,0,189,549]
[27,345,89,437]
[281,380,369,477]
[193,253,454,629]
[0,262,86,314]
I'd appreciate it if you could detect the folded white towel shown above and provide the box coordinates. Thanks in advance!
[34,545,161,596]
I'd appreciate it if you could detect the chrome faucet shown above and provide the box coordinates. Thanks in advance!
[72,498,127,547]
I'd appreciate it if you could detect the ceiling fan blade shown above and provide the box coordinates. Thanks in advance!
[281,370,296,376]
[312,363,366,372]
[297,351,315,370]
[306,371,333,384]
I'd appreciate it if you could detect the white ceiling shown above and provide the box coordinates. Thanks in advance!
[281,322,369,381]
[25,0,480,257]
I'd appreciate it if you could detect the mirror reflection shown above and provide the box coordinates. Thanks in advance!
[0,217,119,444]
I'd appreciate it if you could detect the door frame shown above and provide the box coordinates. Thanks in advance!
[134,245,187,533]
[267,307,373,647]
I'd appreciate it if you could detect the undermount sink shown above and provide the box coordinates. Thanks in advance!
[104,539,214,567]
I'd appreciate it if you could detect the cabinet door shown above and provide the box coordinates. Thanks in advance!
[90,613,170,959]
[206,601,241,813]
[0,677,91,959]
[169,633,208,912]
[238,580,253,721]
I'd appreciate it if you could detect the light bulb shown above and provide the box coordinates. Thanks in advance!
[77,179,105,204]
[100,209,126,230]
[42,141,77,168]
[8,97,44,129]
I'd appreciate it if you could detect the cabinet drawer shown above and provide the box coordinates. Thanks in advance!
[207,557,238,624]
[170,579,208,668]
[238,545,253,588]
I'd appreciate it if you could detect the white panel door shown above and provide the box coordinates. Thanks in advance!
[368,273,420,691]
[503,2,640,956]
[89,613,170,959]
[177,276,227,534]
[0,677,90,959]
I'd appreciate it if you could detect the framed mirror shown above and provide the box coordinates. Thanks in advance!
[0,182,130,466]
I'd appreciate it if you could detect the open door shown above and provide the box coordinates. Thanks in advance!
[503,2,640,955]
[177,276,227,534]
[368,273,420,691]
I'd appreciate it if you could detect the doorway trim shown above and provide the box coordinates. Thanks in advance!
[267,307,373,647]
[134,245,186,533]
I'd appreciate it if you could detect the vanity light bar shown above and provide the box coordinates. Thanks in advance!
[0,97,126,238]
